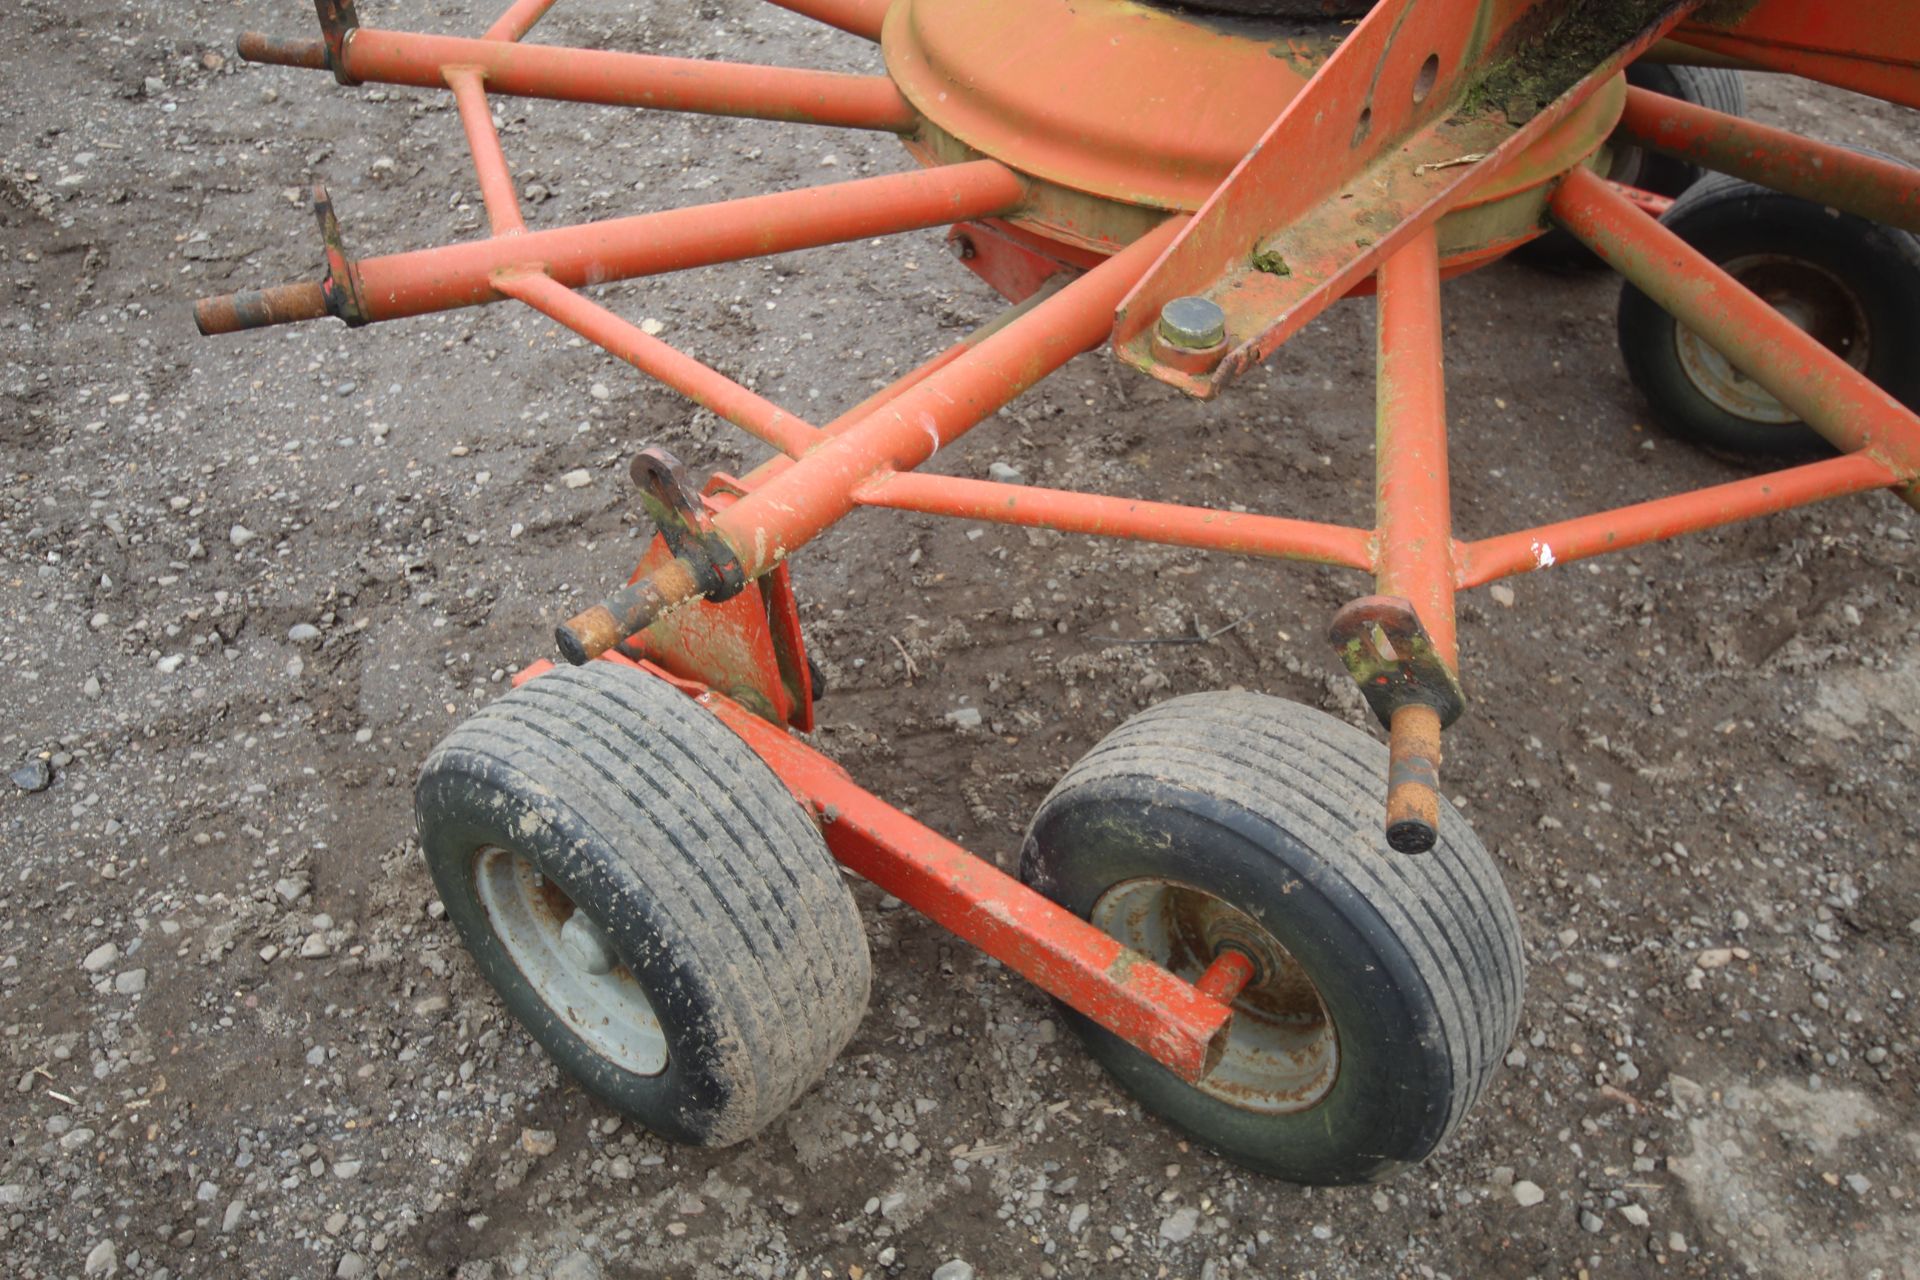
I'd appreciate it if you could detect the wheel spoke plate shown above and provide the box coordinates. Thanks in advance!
[474,846,669,1077]
[1091,878,1337,1114]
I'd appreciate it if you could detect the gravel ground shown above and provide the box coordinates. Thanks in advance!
[3,3,1918,1278]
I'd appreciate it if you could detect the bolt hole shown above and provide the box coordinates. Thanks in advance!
[1351,104,1373,147]
[1413,54,1440,105]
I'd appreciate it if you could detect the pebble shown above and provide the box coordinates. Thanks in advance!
[82,942,120,973]
[1067,1204,1090,1233]
[519,1128,557,1157]
[274,877,309,904]
[114,969,147,996]
[1489,583,1516,608]
[10,758,52,792]
[1579,1209,1604,1234]
[288,623,322,643]
[229,524,256,547]
[1159,1206,1199,1243]
[986,461,1026,485]
[1620,1204,1649,1227]
[84,1240,117,1276]
[332,1160,363,1180]
[1695,948,1735,969]
[156,654,186,674]
[223,1200,246,1233]
[931,1263,975,1280]
[562,469,593,489]
[300,934,332,959]
[336,1251,368,1279]
[1511,1180,1546,1207]
[1845,1173,1872,1195]
[550,1252,603,1280]
[944,707,983,729]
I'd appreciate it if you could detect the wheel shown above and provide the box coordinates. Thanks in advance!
[1516,63,1745,269]
[1020,693,1524,1185]
[416,661,870,1146]
[1618,168,1920,455]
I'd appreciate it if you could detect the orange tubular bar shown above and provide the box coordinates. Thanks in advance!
[347,160,1026,323]
[681,668,1234,1080]
[855,473,1374,569]
[484,0,560,42]
[497,272,824,458]
[1551,166,1920,508]
[1614,87,1920,233]
[1372,226,1456,668]
[765,0,892,41]
[339,27,917,131]
[446,69,525,235]
[1458,452,1900,587]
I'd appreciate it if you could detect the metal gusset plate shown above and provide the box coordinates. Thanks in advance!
[631,448,747,602]
[1328,596,1466,730]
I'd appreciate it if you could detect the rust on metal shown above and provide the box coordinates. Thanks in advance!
[312,185,369,326]
[1385,703,1443,854]
[1328,596,1467,730]
[236,33,329,70]
[313,0,361,85]
[193,282,330,336]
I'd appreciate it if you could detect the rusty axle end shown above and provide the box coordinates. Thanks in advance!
[193,281,332,336]
[1385,703,1443,854]
[556,559,703,665]
[236,32,330,70]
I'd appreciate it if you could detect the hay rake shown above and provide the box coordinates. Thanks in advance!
[195,0,1920,1182]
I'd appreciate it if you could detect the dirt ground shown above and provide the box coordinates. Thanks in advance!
[3,3,1918,1278]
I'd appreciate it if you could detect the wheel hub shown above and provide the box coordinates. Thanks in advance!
[1675,252,1873,425]
[1091,878,1338,1114]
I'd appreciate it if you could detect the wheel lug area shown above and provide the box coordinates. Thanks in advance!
[560,912,617,975]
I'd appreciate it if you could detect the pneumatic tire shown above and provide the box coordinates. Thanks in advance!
[1020,693,1525,1185]
[416,661,870,1146]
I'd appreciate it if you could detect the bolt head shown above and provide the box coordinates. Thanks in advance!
[1158,295,1227,351]
[560,912,617,975]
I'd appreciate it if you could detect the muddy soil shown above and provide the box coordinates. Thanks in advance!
[3,3,1917,1278]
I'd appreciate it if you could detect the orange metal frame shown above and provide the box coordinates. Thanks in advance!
[196,0,1920,1083]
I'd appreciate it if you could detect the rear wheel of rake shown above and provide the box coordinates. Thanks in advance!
[415,662,870,1146]
[1020,693,1525,1185]
[1618,169,1920,456]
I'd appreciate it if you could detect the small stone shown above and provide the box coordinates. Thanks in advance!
[1489,583,1516,608]
[156,654,186,674]
[589,383,611,401]
[562,469,593,489]
[1159,1206,1199,1243]
[550,1252,602,1280]
[1620,1204,1649,1227]
[84,1240,117,1277]
[0,1184,27,1207]
[83,942,120,973]
[336,1251,367,1279]
[986,461,1026,485]
[325,1212,349,1236]
[1695,948,1735,969]
[222,1200,246,1233]
[1845,1173,1872,1195]
[1668,1232,1689,1254]
[519,1128,557,1157]
[640,318,665,336]
[83,676,102,698]
[10,758,51,792]
[287,623,322,643]
[299,933,331,959]
[1579,1209,1604,1234]
[1067,1203,1090,1233]
[1511,1180,1546,1207]
[274,877,309,904]
[944,706,983,729]
[932,1263,975,1280]
[114,969,147,996]
[331,1160,363,1180]
[229,524,256,547]
[878,1191,908,1220]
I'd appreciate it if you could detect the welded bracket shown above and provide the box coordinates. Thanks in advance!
[1329,596,1465,730]
[314,0,360,85]
[632,448,747,602]
[313,186,369,326]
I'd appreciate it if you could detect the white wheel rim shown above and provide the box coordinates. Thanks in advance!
[473,846,669,1077]
[1091,878,1338,1114]
[1674,252,1871,426]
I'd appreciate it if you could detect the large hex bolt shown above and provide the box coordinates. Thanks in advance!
[1157,295,1227,351]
